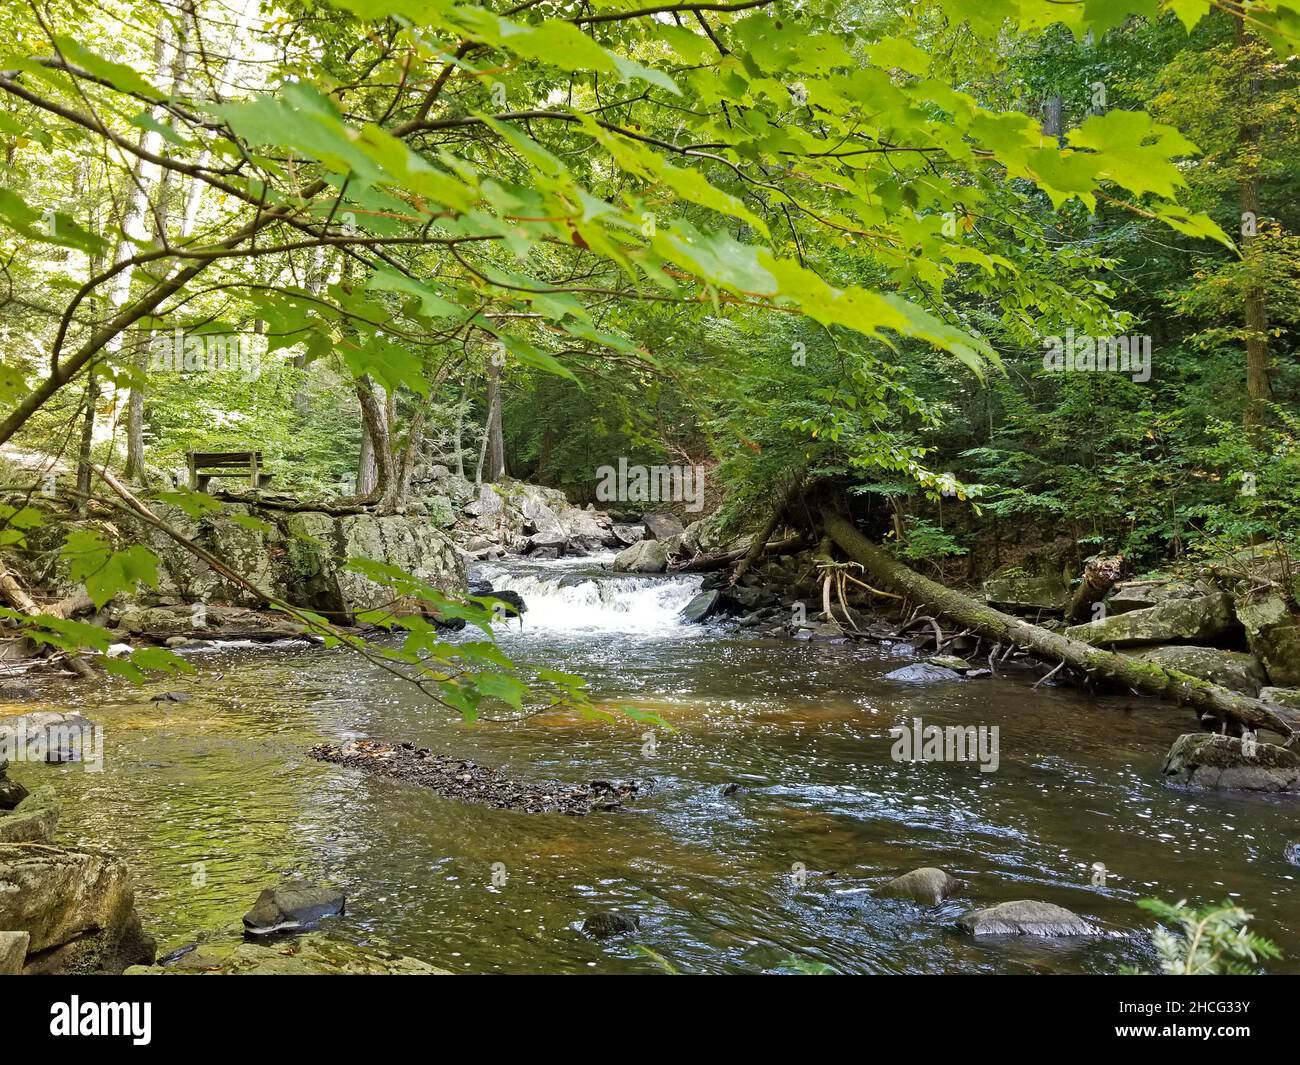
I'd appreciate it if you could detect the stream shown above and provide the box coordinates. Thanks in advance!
[16,554,1300,974]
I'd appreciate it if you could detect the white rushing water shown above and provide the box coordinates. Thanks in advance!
[475,553,702,635]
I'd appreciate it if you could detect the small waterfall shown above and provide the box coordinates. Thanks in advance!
[475,554,702,635]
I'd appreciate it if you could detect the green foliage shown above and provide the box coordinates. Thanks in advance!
[1130,898,1282,975]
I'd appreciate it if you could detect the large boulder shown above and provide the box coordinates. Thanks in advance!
[983,573,1068,613]
[1234,590,1300,687]
[956,900,1098,936]
[0,786,58,844]
[1106,578,1203,615]
[1261,687,1300,711]
[680,589,722,624]
[0,845,154,973]
[115,603,304,642]
[0,711,99,765]
[643,512,685,541]
[613,539,668,573]
[880,867,959,905]
[0,757,28,809]
[1125,646,1267,696]
[611,523,645,547]
[0,930,28,974]
[1202,542,1298,596]
[1064,593,1236,647]
[330,514,464,621]
[1161,732,1300,794]
[556,505,612,552]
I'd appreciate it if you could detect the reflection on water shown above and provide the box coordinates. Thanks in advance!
[13,560,1300,973]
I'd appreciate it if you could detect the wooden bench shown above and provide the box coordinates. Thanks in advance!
[187,450,274,493]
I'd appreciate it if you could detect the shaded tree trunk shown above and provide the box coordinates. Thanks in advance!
[484,359,505,483]
[1236,14,1272,430]
[355,379,393,501]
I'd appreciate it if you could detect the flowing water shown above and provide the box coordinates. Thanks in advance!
[14,554,1300,973]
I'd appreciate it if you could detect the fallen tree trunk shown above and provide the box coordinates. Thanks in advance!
[822,511,1295,739]
[671,534,805,573]
[730,475,802,586]
[0,561,95,677]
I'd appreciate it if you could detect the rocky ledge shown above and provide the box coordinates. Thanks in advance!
[0,768,154,974]
[309,738,642,814]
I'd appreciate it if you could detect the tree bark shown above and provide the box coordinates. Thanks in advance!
[1236,14,1272,430]
[484,359,505,483]
[355,379,390,499]
[821,510,1296,738]
[125,10,190,483]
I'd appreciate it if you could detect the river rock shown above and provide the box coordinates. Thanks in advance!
[0,845,155,973]
[0,710,99,764]
[957,901,1098,936]
[1125,646,1267,696]
[0,786,58,844]
[1261,687,1300,711]
[983,574,1068,612]
[613,538,668,573]
[1064,593,1236,647]
[1202,542,1297,593]
[881,867,959,905]
[884,663,964,683]
[0,760,28,809]
[1285,841,1299,866]
[116,602,304,642]
[681,589,722,624]
[1106,578,1202,615]
[1234,590,1300,687]
[1161,732,1300,793]
[0,930,28,975]
[927,655,972,673]
[611,523,645,546]
[643,513,685,541]
[129,930,448,975]
[242,881,346,935]
[583,911,639,938]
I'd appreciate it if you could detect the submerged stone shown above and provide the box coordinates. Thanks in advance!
[242,881,346,935]
[957,900,1098,937]
[880,867,959,905]
[583,912,639,938]
[884,663,964,683]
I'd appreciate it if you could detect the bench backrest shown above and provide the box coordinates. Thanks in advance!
[189,451,263,468]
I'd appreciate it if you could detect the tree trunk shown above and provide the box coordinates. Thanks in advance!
[355,380,390,499]
[821,510,1296,739]
[75,372,99,508]
[731,475,801,585]
[117,15,181,482]
[1236,15,1272,430]
[452,386,467,479]
[484,359,505,483]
